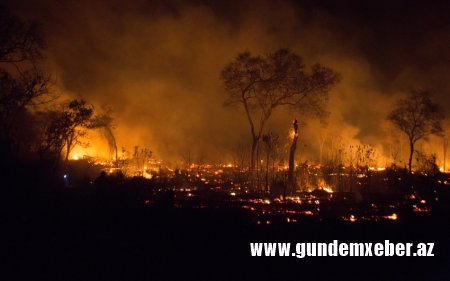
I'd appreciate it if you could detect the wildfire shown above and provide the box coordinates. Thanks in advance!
[318,179,334,193]
[369,167,386,171]
[384,213,398,221]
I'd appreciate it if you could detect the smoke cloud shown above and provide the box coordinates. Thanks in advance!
[7,0,450,166]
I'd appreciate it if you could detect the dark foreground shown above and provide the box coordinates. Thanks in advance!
[2,200,450,281]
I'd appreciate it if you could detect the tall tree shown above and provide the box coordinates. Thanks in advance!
[221,49,339,188]
[262,132,279,194]
[388,90,444,173]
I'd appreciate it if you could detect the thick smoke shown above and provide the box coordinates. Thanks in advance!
[7,0,450,166]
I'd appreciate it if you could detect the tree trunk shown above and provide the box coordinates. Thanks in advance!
[265,150,269,193]
[256,141,261,196]
[65,139,72,162]
[250,137,258,191]
[65,148,70,162]
[114,142,118,168]
[408,140,414,173]
[288,134,298,196]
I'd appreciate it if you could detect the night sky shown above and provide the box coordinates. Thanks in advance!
[5,0,450,164]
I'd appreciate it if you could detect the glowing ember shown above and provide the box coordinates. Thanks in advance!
[384,213,398,221]
[286,217,298,223]
[412,205,430,213]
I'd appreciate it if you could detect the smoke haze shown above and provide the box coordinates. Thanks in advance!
[6,0,450,165]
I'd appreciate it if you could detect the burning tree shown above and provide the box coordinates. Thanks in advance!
[388,90,444,173]
[288,119,299,195]
[221,49,339,189]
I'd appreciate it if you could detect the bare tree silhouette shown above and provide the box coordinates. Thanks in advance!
[388,90,444,173]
